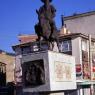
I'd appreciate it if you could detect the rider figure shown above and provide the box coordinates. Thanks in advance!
[36,0,57,40]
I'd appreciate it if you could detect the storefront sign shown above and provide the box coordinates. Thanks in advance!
[92,66,95,80]
[76,64,82,77]
[82,62,90,80]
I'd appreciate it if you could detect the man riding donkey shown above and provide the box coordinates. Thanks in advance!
[35,0,60,51]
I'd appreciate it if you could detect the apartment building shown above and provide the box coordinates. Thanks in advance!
[59,32,95,95]
[64,11,95,38]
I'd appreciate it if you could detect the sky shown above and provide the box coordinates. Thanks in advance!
[0,0,95,53]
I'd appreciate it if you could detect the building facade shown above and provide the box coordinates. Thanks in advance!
[13,27,95,95]
[0,50,15,85]
[59,32,95,95]
[64,11,95,38]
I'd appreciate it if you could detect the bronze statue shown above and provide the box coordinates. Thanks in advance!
[35,0,59,51]
[25,63,45,86]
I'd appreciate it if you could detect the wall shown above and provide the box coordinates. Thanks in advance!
[64,14,95,38]
[0,52,15,83]
[72,37,82,65]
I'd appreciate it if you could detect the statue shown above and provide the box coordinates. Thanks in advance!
[35,0,59,51]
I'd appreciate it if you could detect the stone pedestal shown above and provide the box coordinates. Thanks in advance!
[24,92,64,95]
[22,50,76,94]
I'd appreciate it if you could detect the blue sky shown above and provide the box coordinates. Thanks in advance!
[0,0,95,52]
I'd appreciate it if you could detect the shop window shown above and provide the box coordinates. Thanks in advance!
[91,42,95,65]
[82,39,90,80]
[82,50,88,62]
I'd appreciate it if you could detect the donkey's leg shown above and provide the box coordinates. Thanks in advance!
[56,39,60,53]
[37,36,41,51]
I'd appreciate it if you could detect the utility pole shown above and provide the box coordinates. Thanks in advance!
[89,35,92,80]
[89,35,93,95]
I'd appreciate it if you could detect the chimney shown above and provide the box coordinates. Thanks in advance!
[61,15,64,27]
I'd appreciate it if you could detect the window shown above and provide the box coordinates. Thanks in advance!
[82,40,88,61]
[91,42,95,67]
[59,40,72,52]
[22,46,31,54]
[82,39,87,51]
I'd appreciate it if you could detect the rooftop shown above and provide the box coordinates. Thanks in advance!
[64,11,95,20]
[0,49,15,56]
[18,34,38,44]
[12,32,95,50]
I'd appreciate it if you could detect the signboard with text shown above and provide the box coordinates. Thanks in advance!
[76,64,82,80]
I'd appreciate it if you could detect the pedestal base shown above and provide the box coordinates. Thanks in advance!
[24,92,64,95]
[22,51,76,94]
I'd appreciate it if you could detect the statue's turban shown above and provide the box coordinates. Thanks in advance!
[41,0,52,3]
